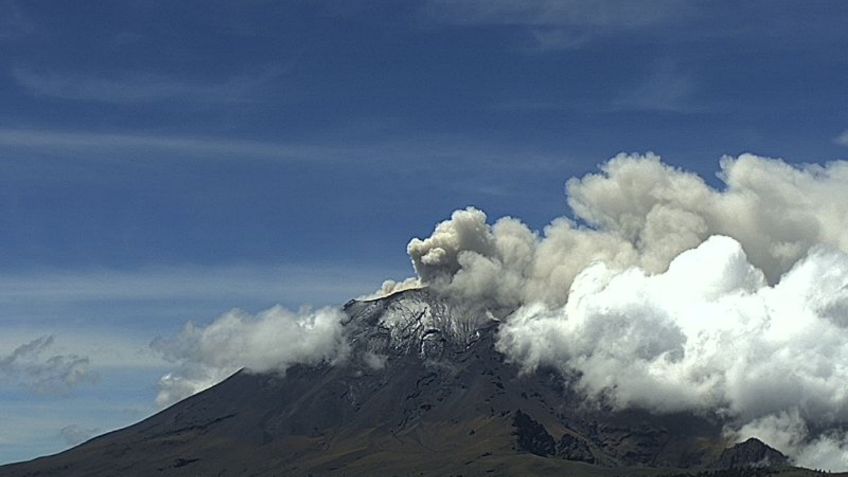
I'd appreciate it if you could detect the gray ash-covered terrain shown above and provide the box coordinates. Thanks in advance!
[0,289,834,476]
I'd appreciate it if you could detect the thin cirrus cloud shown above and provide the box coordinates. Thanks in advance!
[835,130,848,147]
[424,0,686,28]
[494,64,702,114]
[424,0,692,50]
[0,263,399,307]
[0,127,571,174]
[0,127,329,161]
[11,66,279,105]
[0,0,32,41]
[611,62,702,113]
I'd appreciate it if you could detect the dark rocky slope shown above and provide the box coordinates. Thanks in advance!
[0,290,831,476]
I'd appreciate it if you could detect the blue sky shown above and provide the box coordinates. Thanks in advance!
[1,0,848,464]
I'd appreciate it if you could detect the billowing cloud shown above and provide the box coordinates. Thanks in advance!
[151,152,848,469]
[407,153,848,469]
[0,335,95,395]
[151,306,348,407]
[737,411,848,471]
[409,153,848,310]
[498,236,848,422]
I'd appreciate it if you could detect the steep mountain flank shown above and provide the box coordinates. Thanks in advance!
[0,290,826,476]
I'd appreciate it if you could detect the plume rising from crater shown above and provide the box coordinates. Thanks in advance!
[403,152,848,470]
[151,152,848,471]
[407,152,848,309]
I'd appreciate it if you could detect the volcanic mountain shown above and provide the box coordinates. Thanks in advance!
[0,289,833,476]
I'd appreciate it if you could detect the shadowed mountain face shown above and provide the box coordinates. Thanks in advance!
[0,290,825,476]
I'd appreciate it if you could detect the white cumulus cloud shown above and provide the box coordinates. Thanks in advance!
[497,236,848,422]
[151,306,348,407]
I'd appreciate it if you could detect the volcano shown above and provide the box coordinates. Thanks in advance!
[0,289,829,476]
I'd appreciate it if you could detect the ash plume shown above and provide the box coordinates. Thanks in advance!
[408,153,848,309]
[407,152,848,470]
[155,152,848,469]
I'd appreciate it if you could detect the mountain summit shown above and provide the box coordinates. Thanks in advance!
[0,289,818,476]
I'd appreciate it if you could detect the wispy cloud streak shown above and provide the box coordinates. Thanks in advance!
[424,0,693,50]
[0,127,572,172]
[0,263,399,306]
[11,67,279,105]
[835,130,848,147]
